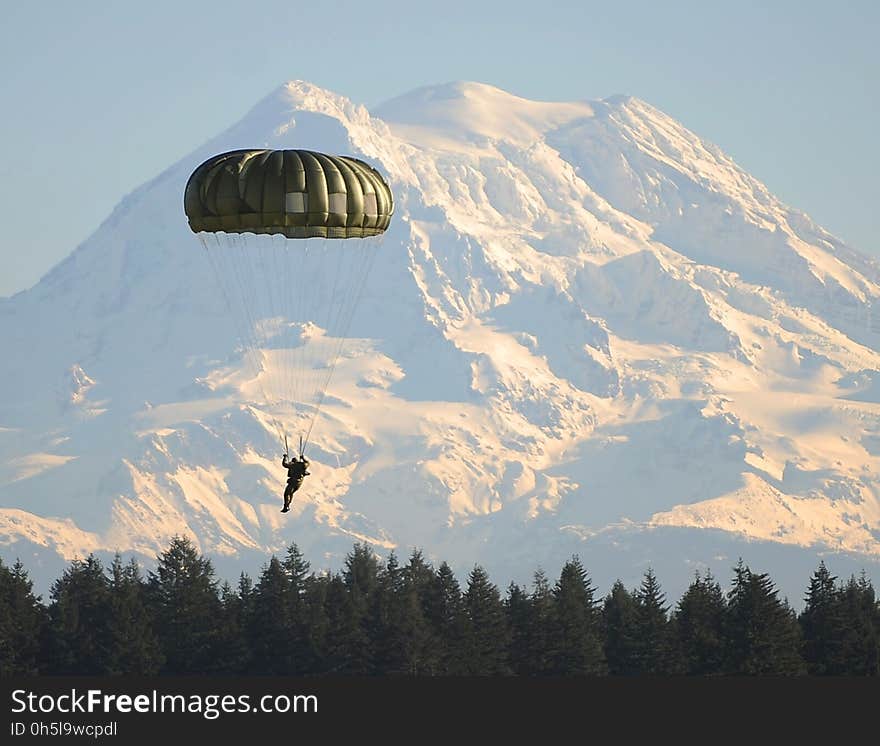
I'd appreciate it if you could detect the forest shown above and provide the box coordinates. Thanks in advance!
[1,537,878,676]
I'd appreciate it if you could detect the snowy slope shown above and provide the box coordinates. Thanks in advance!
[2,80,879,597]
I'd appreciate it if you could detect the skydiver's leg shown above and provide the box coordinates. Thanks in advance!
[282,482,294,513]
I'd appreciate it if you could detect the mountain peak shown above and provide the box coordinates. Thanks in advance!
[2,79,880,599]
[240,79,367,127]
[374,80,595,146]
[278,79,353,106]
[600,93,638,108]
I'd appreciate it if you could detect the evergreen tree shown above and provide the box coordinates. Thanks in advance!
[368,551,433,674]
[370,552,409,673]
[323,572,370,673]
[463,565,510,675]
[283,543,311,611]
[249,556,304,673]
[344,543,380,600]
[799,562,847,675]
[835,573,879,675]
[47,555,112,674]
[724,560,804,675]
[425,562,470,674]
[335,543,380,673]
[215,574,253,674]
[0,558,46,675]
[403,550,437,602]
[106,556,163,675]
[401,550,440,674]
[301,572,332,674]
[603,580,640,675]
[520,570,557,675]
[281,544,313,670]
[148,536,222,674]
[674,570,725,675]
[553,556,605,675]
[505,582,531,675]
[303,573,336,674]
[634,569,676,674]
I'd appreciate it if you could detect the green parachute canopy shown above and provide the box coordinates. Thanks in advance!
[184,149,393,239]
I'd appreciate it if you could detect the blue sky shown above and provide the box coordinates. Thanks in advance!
[1,0,876,297]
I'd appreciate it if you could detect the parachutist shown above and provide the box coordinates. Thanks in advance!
[281,453,310,513]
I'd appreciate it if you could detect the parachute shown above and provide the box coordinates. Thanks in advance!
[184,149,394,454]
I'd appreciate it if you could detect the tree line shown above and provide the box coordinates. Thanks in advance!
[1,537,878,676]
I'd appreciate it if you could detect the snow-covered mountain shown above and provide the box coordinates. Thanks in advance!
[2,80,879,600]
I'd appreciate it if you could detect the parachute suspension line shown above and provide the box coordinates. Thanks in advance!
[311,236,348,410]
[272,233,290,432]
[301,235,381,452]
[284,230,307,448]
[231,233,260,367]
[284,240,310,436]
[282,236,298,433]
[272,417,286,452]
[237,232,289,448]
[225,232,271,408]
[259,231,287,432]
[200,232,260,392]
[205,232,279,439]
[199,232,258,405]
[301,236,350,452]
[246,233,284,415]
[290,238,309,443]
[270,232,295,449]
[292,236,342,447]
